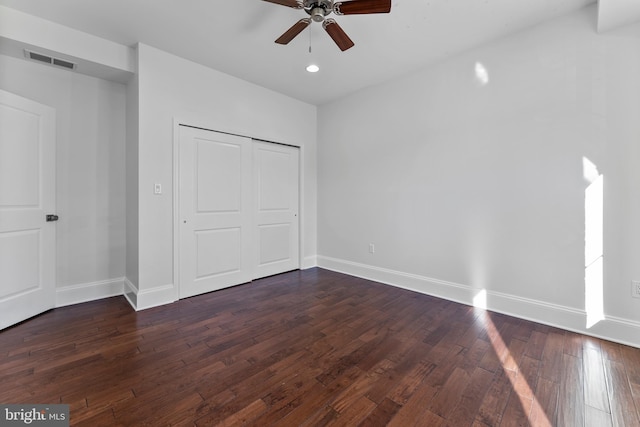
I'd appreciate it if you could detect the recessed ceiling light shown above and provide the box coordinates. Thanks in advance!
[306,64,319,73]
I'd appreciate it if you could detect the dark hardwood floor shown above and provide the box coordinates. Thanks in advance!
[1,268,640,426]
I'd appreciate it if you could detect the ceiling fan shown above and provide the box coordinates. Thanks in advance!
[263,0,391,51]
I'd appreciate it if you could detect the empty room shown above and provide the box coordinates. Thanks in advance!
[1,0,639,425]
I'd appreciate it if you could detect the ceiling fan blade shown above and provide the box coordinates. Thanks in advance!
[275,19,311,44]
[322,19,355,51]
[262,0,303,8]
[333,0,391,15]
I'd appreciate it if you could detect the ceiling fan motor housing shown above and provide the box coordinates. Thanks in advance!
[305,0,333,22]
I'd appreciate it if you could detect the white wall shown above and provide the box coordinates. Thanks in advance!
[129,44,317,309]
[317,5,640,346]
[0,54,127,304]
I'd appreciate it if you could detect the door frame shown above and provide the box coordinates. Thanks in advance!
[172,118,303,301]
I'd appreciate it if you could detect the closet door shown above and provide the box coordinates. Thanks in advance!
[179,126,252,298]
[253,141,300,279]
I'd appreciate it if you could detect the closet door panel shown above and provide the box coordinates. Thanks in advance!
[253,141,300,279]
[179,127,252,298]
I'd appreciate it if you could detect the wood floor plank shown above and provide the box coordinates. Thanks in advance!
[564,331,584,358]
[358,397,401,426]
[503,338,527,372]
[251,366,323,424]
[583,346,611,413]
[1,268,639,426]
[540,331,565,381]
[512,354,540,402]
[72,408,119,427]
[427,367,470,419]
[329,359,394,414]
[208,398,267,427]
[410,410,445,427]
[330,395,377,427]
[524,330,548,361]
[631,382,640,426]
[365,338,433,404]
[386,381,439,427]
[456,313,489,349]
[557,353,585,427]
[425,345,467,390]
[475,367,516,426]
[276,366,361,425]
[385,359,437,405]
[604,359,640,427]
[459,338,491,376]
[620,343,640,392]
[222,350,314,412]
[529,377,558,427]
[444,367,494,426]
[500,390,532,427]
[599,339,625,362]
[585,405,614,427]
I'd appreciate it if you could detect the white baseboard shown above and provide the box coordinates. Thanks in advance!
[301,255,318,270]
[123,277,138,309]
[317,256,640,349]
[56,278,124,308]
[123,279,175,311]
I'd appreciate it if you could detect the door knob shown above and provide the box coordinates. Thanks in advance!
[46,214,59,222]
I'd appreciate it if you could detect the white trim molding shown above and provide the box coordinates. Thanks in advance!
[124,281,175,312]
[317,256,640,349]
[301,255,318,270]
[56,277,124,308]
[123,277,138,309]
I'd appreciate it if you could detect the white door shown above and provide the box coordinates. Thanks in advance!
[179,126,253,298]
[253,141,299,279]
[0,90,56,330]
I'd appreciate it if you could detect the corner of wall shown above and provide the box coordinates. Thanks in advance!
[125,49,140,293]
[123,279,175,311]
[123,277,138,310]
[301,255,318,270]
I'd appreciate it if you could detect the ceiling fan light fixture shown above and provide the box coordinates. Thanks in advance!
[306,64,320,73]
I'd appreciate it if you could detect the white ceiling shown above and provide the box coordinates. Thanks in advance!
[0,0,601,105]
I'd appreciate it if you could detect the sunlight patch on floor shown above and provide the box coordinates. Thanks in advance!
[482,306,553,426]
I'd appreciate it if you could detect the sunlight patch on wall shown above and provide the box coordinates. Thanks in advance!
[474,62,490,86]
[583,157,600,183]
[473,289,487,309]
[585,257,604,328]
[583,157,604,328]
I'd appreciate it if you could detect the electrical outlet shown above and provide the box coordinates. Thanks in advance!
[369,243,375,254]
[633,281,640,299]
